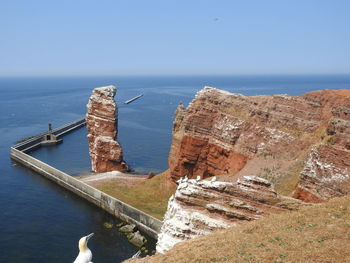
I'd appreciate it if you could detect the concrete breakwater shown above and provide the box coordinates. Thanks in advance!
[10,119,162,239]
[15,118,86,152]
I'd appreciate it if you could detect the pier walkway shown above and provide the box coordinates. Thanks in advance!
[10,118,162,239]
[14,118,86,152]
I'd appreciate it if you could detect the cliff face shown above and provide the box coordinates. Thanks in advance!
[168,87,350,202]
[156,176,302,253]
[155,87,350,253]
[86,85,128,173]
[293,90,350,202]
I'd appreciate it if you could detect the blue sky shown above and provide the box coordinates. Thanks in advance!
[0,0,349,76]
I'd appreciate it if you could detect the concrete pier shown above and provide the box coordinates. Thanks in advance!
[124,94,143,104]
[10,118,162,239]
[14,118,86,152]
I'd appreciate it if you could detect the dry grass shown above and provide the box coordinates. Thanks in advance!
[96,171,176,220]
[126,194,350,263]
[273,160,305,196]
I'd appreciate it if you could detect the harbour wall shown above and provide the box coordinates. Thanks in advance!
[15,118,86,152]
[10,120,162,239]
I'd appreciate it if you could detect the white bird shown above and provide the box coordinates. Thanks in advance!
[196,176,201,182]
[211,176,217,182]
[73,233,94,263]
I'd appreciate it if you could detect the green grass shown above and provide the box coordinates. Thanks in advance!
[96,171,176,220]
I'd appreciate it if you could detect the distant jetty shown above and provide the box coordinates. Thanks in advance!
[124,94,144,104]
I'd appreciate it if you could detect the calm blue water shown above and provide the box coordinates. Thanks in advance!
[1,75,350,262]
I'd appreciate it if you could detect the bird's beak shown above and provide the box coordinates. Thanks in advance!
[86,233,94,241]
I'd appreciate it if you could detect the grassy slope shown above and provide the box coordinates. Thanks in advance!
[96,171,176,220]
[126,195,350,263]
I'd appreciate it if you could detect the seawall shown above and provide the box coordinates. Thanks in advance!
[10,119,162,239]
[15,118,86,152]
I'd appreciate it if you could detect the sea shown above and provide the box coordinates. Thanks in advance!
[0,75,350,263]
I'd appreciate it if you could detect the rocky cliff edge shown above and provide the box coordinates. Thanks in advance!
[168,87,350,202]
[156,176,303,253]
[156,87,350,253]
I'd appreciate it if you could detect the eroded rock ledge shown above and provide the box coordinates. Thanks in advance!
[156,176,303,253]
[86,85,128,172]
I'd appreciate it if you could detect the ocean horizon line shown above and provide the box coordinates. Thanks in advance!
[1,73,350,79]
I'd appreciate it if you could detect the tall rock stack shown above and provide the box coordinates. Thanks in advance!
[86,85,128,173]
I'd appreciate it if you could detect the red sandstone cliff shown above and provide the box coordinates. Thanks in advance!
[154,87,350,253]
[168,87,350,202]
[86,85,128,173]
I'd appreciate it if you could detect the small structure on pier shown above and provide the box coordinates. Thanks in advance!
[41,123,63,146]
